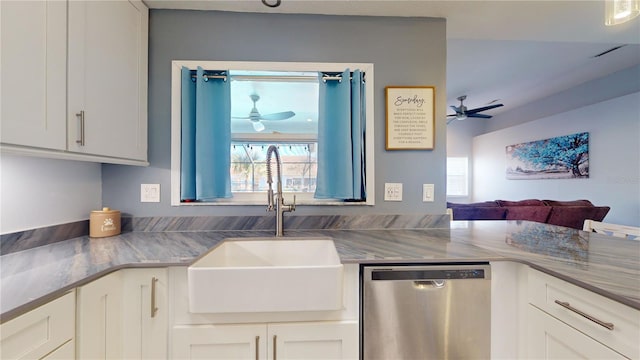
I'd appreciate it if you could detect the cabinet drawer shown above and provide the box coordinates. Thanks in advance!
[528,269,639,359]
[527,305,625,359]
[0,291,75,360]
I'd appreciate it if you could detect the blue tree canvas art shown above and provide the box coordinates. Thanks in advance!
[506,132,589,180]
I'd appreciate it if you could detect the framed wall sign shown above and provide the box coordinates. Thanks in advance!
[385,86,435,150]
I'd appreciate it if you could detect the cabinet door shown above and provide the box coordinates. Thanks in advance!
[76,271,124,359]
[122,268,168,359]
[172,324,267,359]
[67,0,148,160]
[269,321,358,360]
[0,291,75,360]
[528,306,624,359]
[0,0,66,150]
[42,339,75,360]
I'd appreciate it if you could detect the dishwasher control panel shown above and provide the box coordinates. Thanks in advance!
[369,264,490,281]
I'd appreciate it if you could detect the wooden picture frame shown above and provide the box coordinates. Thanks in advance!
[385,86,435,150]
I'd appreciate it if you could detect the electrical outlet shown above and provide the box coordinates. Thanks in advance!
[423,184,435,202]
[141,184,160,203]
[384,183,403,201]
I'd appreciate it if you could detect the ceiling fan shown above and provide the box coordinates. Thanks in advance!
[447,95,503,124]
[232,94,295,132]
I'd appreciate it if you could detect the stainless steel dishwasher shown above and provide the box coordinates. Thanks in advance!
[361,263,491,359]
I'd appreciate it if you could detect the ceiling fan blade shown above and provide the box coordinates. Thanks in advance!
[447,114,457,117]
[449,105,460,112]
[232,116,251,119]
[260,111,295,121]
[465,103,503,114]
[467,113,492,119]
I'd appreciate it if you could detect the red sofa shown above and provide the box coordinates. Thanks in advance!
[447,199,610,230]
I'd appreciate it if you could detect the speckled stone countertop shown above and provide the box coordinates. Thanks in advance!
[1,220,639,323]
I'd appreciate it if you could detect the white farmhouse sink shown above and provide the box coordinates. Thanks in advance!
[188,238,344,313]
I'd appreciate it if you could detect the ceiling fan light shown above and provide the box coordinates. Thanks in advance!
[605,0,640,26]
[252,121,265,132]
[456,113,467,121]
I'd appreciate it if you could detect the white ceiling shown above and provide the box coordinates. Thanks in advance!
[146,0,640,118]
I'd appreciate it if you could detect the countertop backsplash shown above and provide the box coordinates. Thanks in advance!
[0,220,90,255]
[1,214,451,255]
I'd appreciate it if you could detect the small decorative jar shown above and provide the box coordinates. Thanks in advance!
[89,207,121,238]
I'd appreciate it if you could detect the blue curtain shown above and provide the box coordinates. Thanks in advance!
[180,66,232,201]
[315,69,366,200]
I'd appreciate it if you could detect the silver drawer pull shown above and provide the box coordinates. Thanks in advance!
[76,110,85,146]
[255,336,259,360]
[554,300,614,330]
[151,277,159,318]
[273,335,277,360]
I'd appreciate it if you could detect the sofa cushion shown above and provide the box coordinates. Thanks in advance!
[450,207,507,220]
[546,206,610,229]
[542,199,594,207]
[505,206,552,223]
[496,199,545,207]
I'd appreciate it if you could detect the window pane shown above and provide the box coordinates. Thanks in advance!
[447,157,468,196]
[230,143,317,193]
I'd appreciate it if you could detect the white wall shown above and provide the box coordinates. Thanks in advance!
[446,118,484,203]
[472,92,640,226]
[0,154,102,233]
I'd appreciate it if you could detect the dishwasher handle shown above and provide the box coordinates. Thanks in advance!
[413,280,446,289]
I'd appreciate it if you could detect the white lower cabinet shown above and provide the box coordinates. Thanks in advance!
[0,291,75,360]
[527,268,639,359]
[527,305,624,359]
[122,268,169,359]
[169,264,360,360]
[269,321,358,360]
[172,321,357,360]
[76,270,124,359]
[42,339,75,360]
[76,268,168,359]
[173,323,266,359]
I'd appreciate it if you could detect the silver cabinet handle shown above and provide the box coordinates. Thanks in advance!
[76,110,85,146]
[151,277,159,318]
[255,336,259,360]
[273,335,277,360]
[554,300,614,330]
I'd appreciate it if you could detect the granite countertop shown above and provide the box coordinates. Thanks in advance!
[1,220,639,323]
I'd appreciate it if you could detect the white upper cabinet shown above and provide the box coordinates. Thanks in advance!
[1,0,148,165]
[67,0,148,161]
[0,0,67,150]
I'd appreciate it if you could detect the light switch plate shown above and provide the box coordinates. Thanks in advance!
[423,184,435,202]
[141,184,160,203]
[384,183,403,201]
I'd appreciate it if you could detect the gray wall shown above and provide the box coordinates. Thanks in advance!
[472,91,640,227]
[0,154,102,233]
[102,10,448,217]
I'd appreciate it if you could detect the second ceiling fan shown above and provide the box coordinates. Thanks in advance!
[447,95,503,124]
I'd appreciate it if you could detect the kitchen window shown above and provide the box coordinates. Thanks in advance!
[170,61,375,206]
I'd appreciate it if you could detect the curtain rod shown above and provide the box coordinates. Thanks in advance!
[190,73,365,83]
